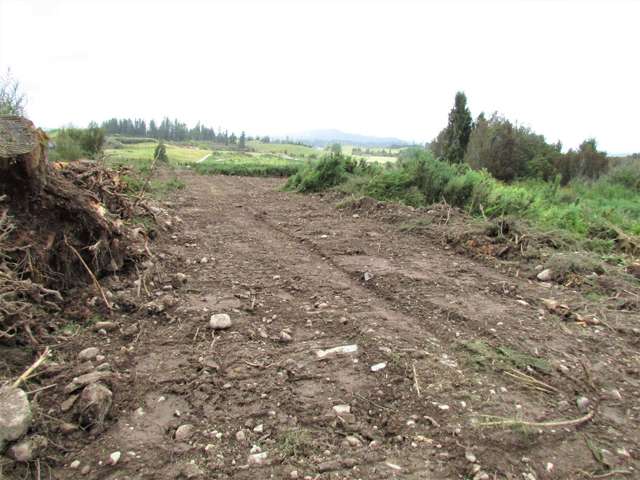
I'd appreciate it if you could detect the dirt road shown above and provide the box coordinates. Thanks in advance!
[50,172,639,479]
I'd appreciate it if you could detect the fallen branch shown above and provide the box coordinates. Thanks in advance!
[412,362,422,398]
[477,410,595,429]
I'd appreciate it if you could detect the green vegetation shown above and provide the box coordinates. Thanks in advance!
[285,149,640,253]
[247,139,318,157]
[49,124,106,161]
[463,340,551,374]
[195,151,303,177]
[153,141,168,163]
[431,91,472,164]
[105,140,210,164]
[0,68,26,115]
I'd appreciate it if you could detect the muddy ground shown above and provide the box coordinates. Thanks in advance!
[5,171,640,479]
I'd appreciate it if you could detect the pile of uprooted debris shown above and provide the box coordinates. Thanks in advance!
[0,116,161,465]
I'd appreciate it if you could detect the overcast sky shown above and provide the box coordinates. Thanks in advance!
[1,0,638,152]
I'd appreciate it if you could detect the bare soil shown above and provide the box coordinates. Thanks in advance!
[7,172,640,479]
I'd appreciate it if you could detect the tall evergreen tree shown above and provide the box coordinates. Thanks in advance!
[436,91,473,164]
[239,131,246,149]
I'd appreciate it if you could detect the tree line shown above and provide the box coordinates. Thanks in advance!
[431,92,609,185]
[100,117,246,147]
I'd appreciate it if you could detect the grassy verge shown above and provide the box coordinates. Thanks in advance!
[286,149,640,254]
[194,151,304,177]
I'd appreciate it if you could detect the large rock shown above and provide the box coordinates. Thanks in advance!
[0,387,32,452]
[76,383,112,433]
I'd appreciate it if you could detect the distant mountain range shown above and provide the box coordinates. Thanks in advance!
[281,129,412,148]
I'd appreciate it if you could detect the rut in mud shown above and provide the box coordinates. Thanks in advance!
[37,172,639,479]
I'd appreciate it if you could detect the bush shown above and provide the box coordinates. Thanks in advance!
[285,153,351,192]
[50,126,105,160]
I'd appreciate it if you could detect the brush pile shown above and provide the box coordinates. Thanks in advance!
[0,116,153,345]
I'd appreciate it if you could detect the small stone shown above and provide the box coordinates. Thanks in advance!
[370,362,387,372]
[290,470,299,479]
[175,424,195,442]
[60,394,79,412]
[465,451,477,463]
[363,272,374,282]
[64,371,112,394]
[576,396,591,411]
[545,462,554,472]
[8,435,47,462]
[200,257,209,264]
[315,344,358,359]
[235,429,247,442]
[279,331,293,343]
[253,424,264,433]
[70,460,81,469]
[0,387,32,451]
[108,451,121,465]
[332,404,351,415]
[78,347,100,361]
[81,465,91,475]
[209,313,232,330]
[93,321,118,331]
[250,444,262,453]
[95,355,106,363]
[344,435,362,447]
[537,269,554,282]
[174,273,188,284]
[60,422,79,433]
[473,472,489,480]
[248,451,269,466]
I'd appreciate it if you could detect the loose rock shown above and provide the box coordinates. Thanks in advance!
[576,396,591,412]
[78,347,100,361]
[77,382,113,433]
[70,460,81,469]
[248,451,269,466]
[0,387,32,451]
[209,313,232,330]
[8,435,48,462]
[109,451,121,465]
[175,424,195,442]
[315,344,358,359]
[537,269,554,282]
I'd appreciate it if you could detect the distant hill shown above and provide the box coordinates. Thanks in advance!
[282,129,411,148]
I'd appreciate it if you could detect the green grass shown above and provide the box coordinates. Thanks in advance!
[194,151,304,177]
[105,140,211,164]
[247,140,319,157]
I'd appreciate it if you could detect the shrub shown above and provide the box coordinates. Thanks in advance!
[286,153,350,192]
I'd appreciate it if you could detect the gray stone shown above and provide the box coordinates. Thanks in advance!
[248,451,269,466]
[8,435,47,462]
[209,313,232,330]
[537,269,554,282]
[77,383,112,432]
[0,387,32,452]
[576,396,591,412]
[64,371,112,394]
[175,424,195,442]
[78,347,100,361]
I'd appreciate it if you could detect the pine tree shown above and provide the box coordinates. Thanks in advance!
[239,131,246,149]
[438,91,473,164]
[154,141,168,163]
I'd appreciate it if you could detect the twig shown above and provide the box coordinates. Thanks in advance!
[192,326,200,343]
[13,347,50,388]
[478,410,595,429]
[25,383,57,395]
[412,362,421,398]
[65,238,112,311]
[504,369,559,394]
[589,469,634,479]
[354,392,393,411]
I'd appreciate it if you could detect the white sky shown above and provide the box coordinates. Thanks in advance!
[1,0,638,152]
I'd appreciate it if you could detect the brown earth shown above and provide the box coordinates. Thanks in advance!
[6,172,640,479]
